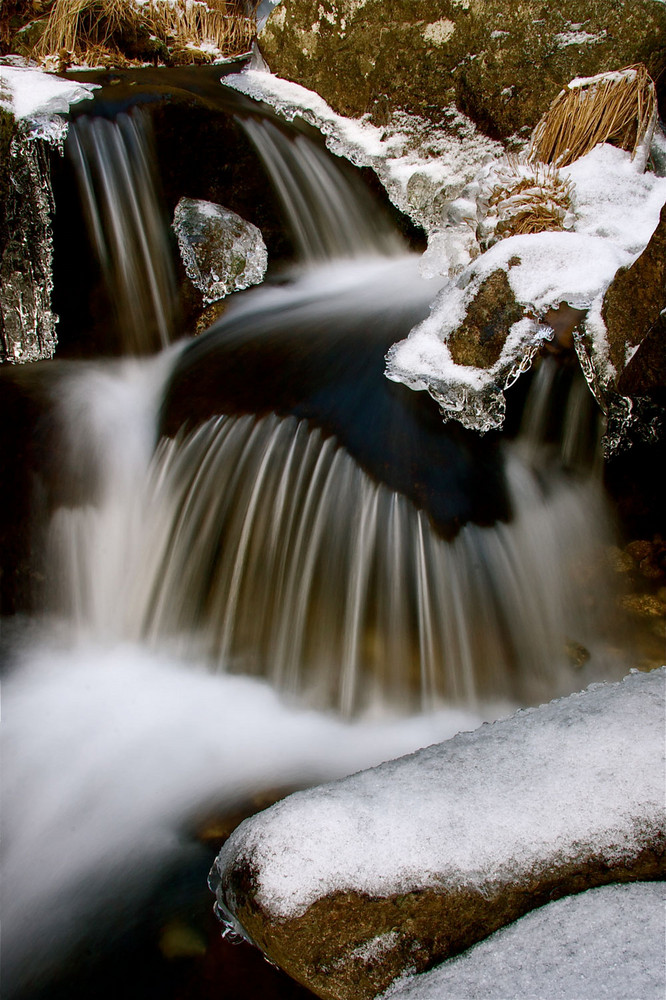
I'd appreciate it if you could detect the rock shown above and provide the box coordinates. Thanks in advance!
[259,1,666,140]
[0,111,60,363]
[447,269,523,368]
[602,202,666,397]
[173,197,268,306]
[211,668,666,1000]
[380,883,666,1000]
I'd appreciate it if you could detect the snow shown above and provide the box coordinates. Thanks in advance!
[382,882,666,1000]
[2,638,486,991]
[554,29,607,47]
[213,667,665,920]
[386,144,666,427]
[0,65,97,120]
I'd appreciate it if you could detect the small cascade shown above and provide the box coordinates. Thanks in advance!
[239,115,404,261]
[67,109,179,354]
[48,308,614,715]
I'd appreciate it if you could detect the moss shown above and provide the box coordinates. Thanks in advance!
[259,0,666,139]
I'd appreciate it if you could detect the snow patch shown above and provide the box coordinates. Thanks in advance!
[0,65,98,120]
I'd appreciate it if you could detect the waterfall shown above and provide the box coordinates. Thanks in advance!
[1,75,632,999]
[46,258,615,716]
[238,115,404,261]
[67,109,179,354]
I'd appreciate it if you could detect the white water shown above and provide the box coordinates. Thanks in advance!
[239,115,404,261]
[68,109,179,353]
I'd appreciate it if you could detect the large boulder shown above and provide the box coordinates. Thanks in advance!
[259,0,666,139]
[211,667,666,1000]
[602,201,666,398]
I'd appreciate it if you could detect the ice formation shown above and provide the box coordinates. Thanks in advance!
[173,196,268,303]
[0,64,98,362]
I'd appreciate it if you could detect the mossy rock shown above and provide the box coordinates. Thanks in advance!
[259,0,666,139]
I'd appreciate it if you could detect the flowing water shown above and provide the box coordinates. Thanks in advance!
[1,73,630,998]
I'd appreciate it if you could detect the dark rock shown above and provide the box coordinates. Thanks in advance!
[602,202,666,399]
[448,269,524,368]
[259,1,666,140]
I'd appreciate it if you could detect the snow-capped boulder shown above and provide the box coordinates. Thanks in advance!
[211,667,666,1000]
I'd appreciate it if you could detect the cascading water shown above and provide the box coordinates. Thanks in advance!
[238,115,404,261]
[1,72,630,1000]
[67,109,179,354]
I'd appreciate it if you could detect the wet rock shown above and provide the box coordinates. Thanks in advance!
[173,196,268,306]
[259,1,666,140]
[447,269,523,369]
[603,202,666,398]
[211,669,666,1000]
[0,111,60,363]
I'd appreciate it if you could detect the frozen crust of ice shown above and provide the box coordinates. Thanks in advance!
[173,197,268,303]
[213,668,665,921]
[381,881,666,1000]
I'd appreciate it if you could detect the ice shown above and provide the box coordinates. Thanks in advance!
[387,145,666,429]
[382,882,666,1000]
[223,68,503,234]
[173,196,268,304]
[212,668,665,920]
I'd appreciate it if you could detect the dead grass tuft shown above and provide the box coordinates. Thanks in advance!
[37,0,258,65]
[479,157,574,247]
[530,64,657,168]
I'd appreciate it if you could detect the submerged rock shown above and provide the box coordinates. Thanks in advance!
[211,667,666,1000]
[259,0,666,140]
[173,196,268,306]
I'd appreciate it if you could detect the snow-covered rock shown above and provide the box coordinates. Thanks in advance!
[211,667,666,1000]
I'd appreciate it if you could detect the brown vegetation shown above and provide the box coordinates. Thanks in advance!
[17,0,258,67]
[530,64,657,168]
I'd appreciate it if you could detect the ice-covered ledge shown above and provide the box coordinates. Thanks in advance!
[211,667,666,1000]
[223,65,666,437]
[0,62,98,363]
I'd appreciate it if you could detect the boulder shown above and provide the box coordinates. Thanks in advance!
[173,196,268,306]
[447,268,523,368]
[259,1,666,140]
[602,201,666,398]
[211,668,666,1000]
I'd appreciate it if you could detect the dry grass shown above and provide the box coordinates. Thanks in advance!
[37,0,258,64]
[530,64,657,168]
[480,157,573,247]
